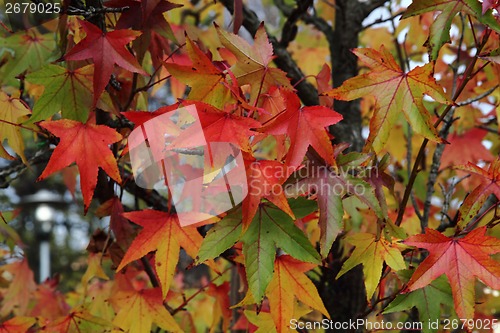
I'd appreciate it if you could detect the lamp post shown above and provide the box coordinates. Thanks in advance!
[34,203,54,281]
[20,189,66,282]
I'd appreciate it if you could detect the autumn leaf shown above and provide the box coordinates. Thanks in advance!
[323,46,448,153]
[30,278,70,321]
[216,24,293,103]
[112,287,182,332]
[482,0,500,13]
[0,28,55,85]
[266,255,329,332]
[197,209,242,263]
[0,317,36,333]
[63,20,147,105]
[95,197,135,248]
[38,119,122,211]
[456,158,500,228]
[26,64,114,123]
[242,160,295,227]
[168,102,261,153]
[384,272,453,333]
[116,210,203,297]
[404,226,500,319]
[288,156,383,257]
[243,310,276,333]
[241,201,320,302]
[164,35,234,108]
[0,90,31,163]
[0,259,37,317]
[41,308,114,333]
[441,128,493,169]
[206,282,231,332]
[106,0,181,32]
[337,232,406,300]
[261,89,343,167]
[80,253,109,292]
[0,211,22,250]
[105,0,181,62]
[402,0,500,60]
[316,63,333,108]
[122,104,180,128]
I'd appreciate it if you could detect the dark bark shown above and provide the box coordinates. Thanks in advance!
[323,2,386,329]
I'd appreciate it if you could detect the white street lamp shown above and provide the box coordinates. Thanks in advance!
[35,204,55,282]
[20,189,66,282]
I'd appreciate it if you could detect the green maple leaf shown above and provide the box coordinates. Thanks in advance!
[402,0,500,60]
[0,28,55,85]
[26,64,114,122]
[384,272,454,333]
[197,209,243,263]
[241,200,320,302]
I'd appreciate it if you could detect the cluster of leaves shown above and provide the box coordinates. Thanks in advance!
[0,0,500,332]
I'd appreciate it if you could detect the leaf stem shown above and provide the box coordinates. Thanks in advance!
[0,118,45,136]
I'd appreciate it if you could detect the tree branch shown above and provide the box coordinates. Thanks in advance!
[218,0,320,106]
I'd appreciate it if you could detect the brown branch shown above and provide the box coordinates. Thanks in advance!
[395,29,493,226]
[119,167,169,211]
[218,0,320,106]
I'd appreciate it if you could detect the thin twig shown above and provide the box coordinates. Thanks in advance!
[395,29,493,226]
[361,12,403,31]
[456,84,498,106]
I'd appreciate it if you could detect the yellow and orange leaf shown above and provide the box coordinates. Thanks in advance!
[324,46,448,153]
[116,210,203,297]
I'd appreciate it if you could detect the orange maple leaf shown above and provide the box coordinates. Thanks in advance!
[242,159,294,227]
[38,119,122,212]
[164,36,233,108]
[0,317,36,333]
[216,24,293,104]
[0,91,31,163]
[405,226,500,319]
[112,287,182,332]
[0,259,36,317]
[323,46,448,153]
[266,255,329,332]
[116,210,203,297]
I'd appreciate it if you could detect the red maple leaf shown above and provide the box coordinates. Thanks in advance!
[106,0,181,31]
[38,119,123,212]
[405,227,500,319]
[455,158,500,227]
[441,128,493,168]
[63,20,147,105]
[167,102,261,153]
[242,159,294,227]
[261,89,342,168]
[482,0,500,14]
